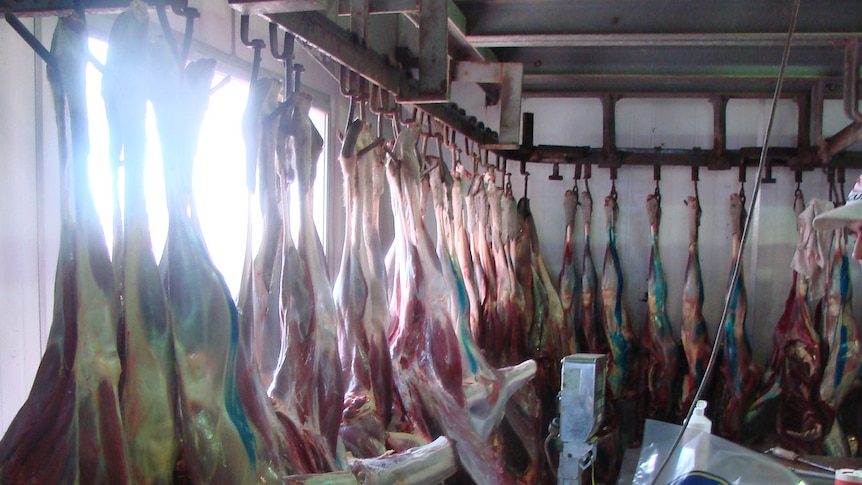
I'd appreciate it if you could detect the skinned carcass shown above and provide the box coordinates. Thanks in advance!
[0,14,131,483]
[680,196,712,416]
[386,125,515,484]
[150,36,285,480]
[101,0,148,282]
[820,232,862,455]
[640,193,681,421]
[104,4,180,482]
[559,190,583,353]
[715,193,762,442]
[238,77,285,391]
[235,77,311,479]
[580,188,608,355]
[334,120,392,458]
[269,94,344,472]
[601,193,637,403]
[774,198,825,454]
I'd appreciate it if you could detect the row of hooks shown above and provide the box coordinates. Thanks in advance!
[239,14,303,97]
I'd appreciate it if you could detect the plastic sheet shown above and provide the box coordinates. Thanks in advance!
[632,420,805,484]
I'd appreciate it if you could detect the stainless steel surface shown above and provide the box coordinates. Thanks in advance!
[557,354,607,485]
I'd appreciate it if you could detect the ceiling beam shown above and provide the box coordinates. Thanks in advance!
[466,33,862,49]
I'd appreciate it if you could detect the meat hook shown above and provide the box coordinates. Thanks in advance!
[505,172,513,195]
[691,168,702,221]
[499,158,508,190]
[794,170,804,201]
[240,14,265,82]
[155,0,181,66]
[523,171,530,199]
[269,23,295,96]
[171,0,199,63]
[826,167,841,205]
[837,168,847,203]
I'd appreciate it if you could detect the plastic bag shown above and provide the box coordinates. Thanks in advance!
[632,420,805,484]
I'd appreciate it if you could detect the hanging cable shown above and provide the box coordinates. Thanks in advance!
[650,0,802,481]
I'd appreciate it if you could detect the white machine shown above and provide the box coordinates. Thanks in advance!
[556,354,607,485]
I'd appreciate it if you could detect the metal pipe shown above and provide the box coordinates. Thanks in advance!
[824,121,862,158]
[3,10,54,67]
[651,0,802,481]
[466,32,858,49]
[844,39,862,122]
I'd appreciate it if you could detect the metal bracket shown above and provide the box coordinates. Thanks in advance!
[453,61,524,147]
[707,96,730,169]
[599,94,620,168]
[413,0,448,102]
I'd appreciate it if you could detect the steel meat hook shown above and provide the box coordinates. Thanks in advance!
[691,166,702,221]
[583,162,592,196]
[609,167,618,201]
[838,168,847,203]
[826,167,841,205]
[155,0,181,65]
[269,23,295,96]
[240,15,265,82]
[171,0,199,63]
[794,170,804,201]
[571,163,581,194]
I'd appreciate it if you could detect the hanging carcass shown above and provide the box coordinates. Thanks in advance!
[775,196,826,453]
[601,188,637,405]
[0,14,131,483]
[104,4,180,482]
[385,125,516,484]
[580,185,608,355]
[269,93,344,473]
[334,119,392,458]
[680,195,712,416]
[714,192,762,442]
[819,229,862,456]
[640,191,681,422]
[559,189,583,353]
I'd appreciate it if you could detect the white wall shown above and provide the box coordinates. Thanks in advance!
[0,17,60,439]
[512,96,862,365]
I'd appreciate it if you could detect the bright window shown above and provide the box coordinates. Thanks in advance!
[86,39,328,298]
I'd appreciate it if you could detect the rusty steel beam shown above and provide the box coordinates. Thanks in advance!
[453,61,522,146]
[490,145,862,169]
[265,11,405,95]
[416,0,448,101]
[823,121,862,160]
[465,32,861,49]
[844,39,862,122]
